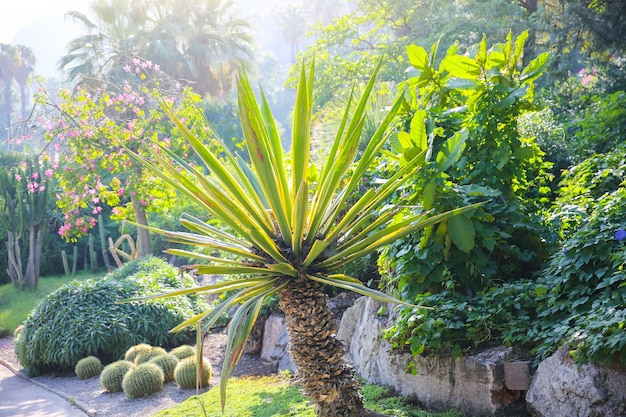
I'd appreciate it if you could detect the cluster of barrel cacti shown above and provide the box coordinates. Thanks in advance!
[75,343,210,398]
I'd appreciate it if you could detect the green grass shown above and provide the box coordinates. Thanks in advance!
[0,270,102,334]
[154,374,464,417]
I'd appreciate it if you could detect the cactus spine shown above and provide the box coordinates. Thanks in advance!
[75,356,103,379]
[100,360,134,392]
[122,363,164,398]
[174,356,212,389]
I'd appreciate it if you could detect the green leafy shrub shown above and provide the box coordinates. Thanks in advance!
[174,356,212,389]
[385,280,540,358]
[75,356,103,379]
[125,343,154,363]
[386,145,626,365]
[149,354,180,382]
[135,347,167,364]
[122,363,165,398]
[535,184,626,364]
[169,345,196,360]
[15,257,206,373]
[566,90,626,160]
[380,32,552,298]
[100,360,135,392]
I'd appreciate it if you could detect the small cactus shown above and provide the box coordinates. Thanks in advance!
[75,356,103,379]
[122,363,164,398]
[149,354,179,382]
[100,360,134,392]
[169,345,196,360]
[135,347,167,364]
[174,356,212,389]
[124,343,153,363]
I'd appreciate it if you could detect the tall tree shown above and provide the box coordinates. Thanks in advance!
[14,45,36,120]
[0,44,18,143]
[292,0,531,108]
[37,62,219,257]
[60,0,253,97]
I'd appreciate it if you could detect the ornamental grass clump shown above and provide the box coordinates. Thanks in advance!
[174,356,212,389]
[100,360,135,392]
[75,356,102,379]
[126,60,477,416]
[122,363,164,398]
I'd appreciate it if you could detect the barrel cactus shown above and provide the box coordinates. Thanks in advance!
[135,347,167,364]
[122,363,164,398]
[149,353,179,382]
[100,360,135,392]
[169,345,195,360]
[124,343,153,363]
[75,356,102,379]
[174,356,212,389]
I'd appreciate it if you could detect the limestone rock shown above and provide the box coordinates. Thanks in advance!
[260,313,295,372]
[337,297,518,416]
[526,347,626,417]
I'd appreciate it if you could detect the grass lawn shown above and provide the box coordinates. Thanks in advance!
[0,270,103,334]
[154,374,463,417]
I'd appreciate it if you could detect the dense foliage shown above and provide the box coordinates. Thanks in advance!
[380,32,552,300]
[15,257,205,374]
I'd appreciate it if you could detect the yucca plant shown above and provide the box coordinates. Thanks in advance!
[127,60,478,416]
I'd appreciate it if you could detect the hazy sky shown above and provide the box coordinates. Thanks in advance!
[1,0,89,77]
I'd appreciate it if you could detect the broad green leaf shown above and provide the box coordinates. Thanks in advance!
[447,215,476,253]
[513,31,529,66]
[410,110,428,152]
[407,44,429,71]
[436,129,468,171]
[520,52,550,83]
[441,55,481,80]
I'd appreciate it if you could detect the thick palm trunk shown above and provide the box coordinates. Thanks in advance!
[278,277,366,417]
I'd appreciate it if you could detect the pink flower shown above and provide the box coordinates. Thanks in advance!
[123,64,131,72]
[14,174,21,181]
[45,169,53,178]
[31,172,39,180]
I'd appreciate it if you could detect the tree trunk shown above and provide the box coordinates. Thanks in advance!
[24,225,36,289]
[278,277,366,417]
[24,225,43,289]
[131,194,152,257]
[6,231,23,289]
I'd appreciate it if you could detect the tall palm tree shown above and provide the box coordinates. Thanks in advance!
[129,61,478,416]
[0,44,18,142]
[13,45,36,120]
[60,0,253,96]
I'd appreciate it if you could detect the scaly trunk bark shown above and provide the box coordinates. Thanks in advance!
[131,194,152,257]
[278,277,366,417]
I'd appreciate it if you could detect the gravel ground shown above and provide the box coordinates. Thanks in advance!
[0,331,277,417]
